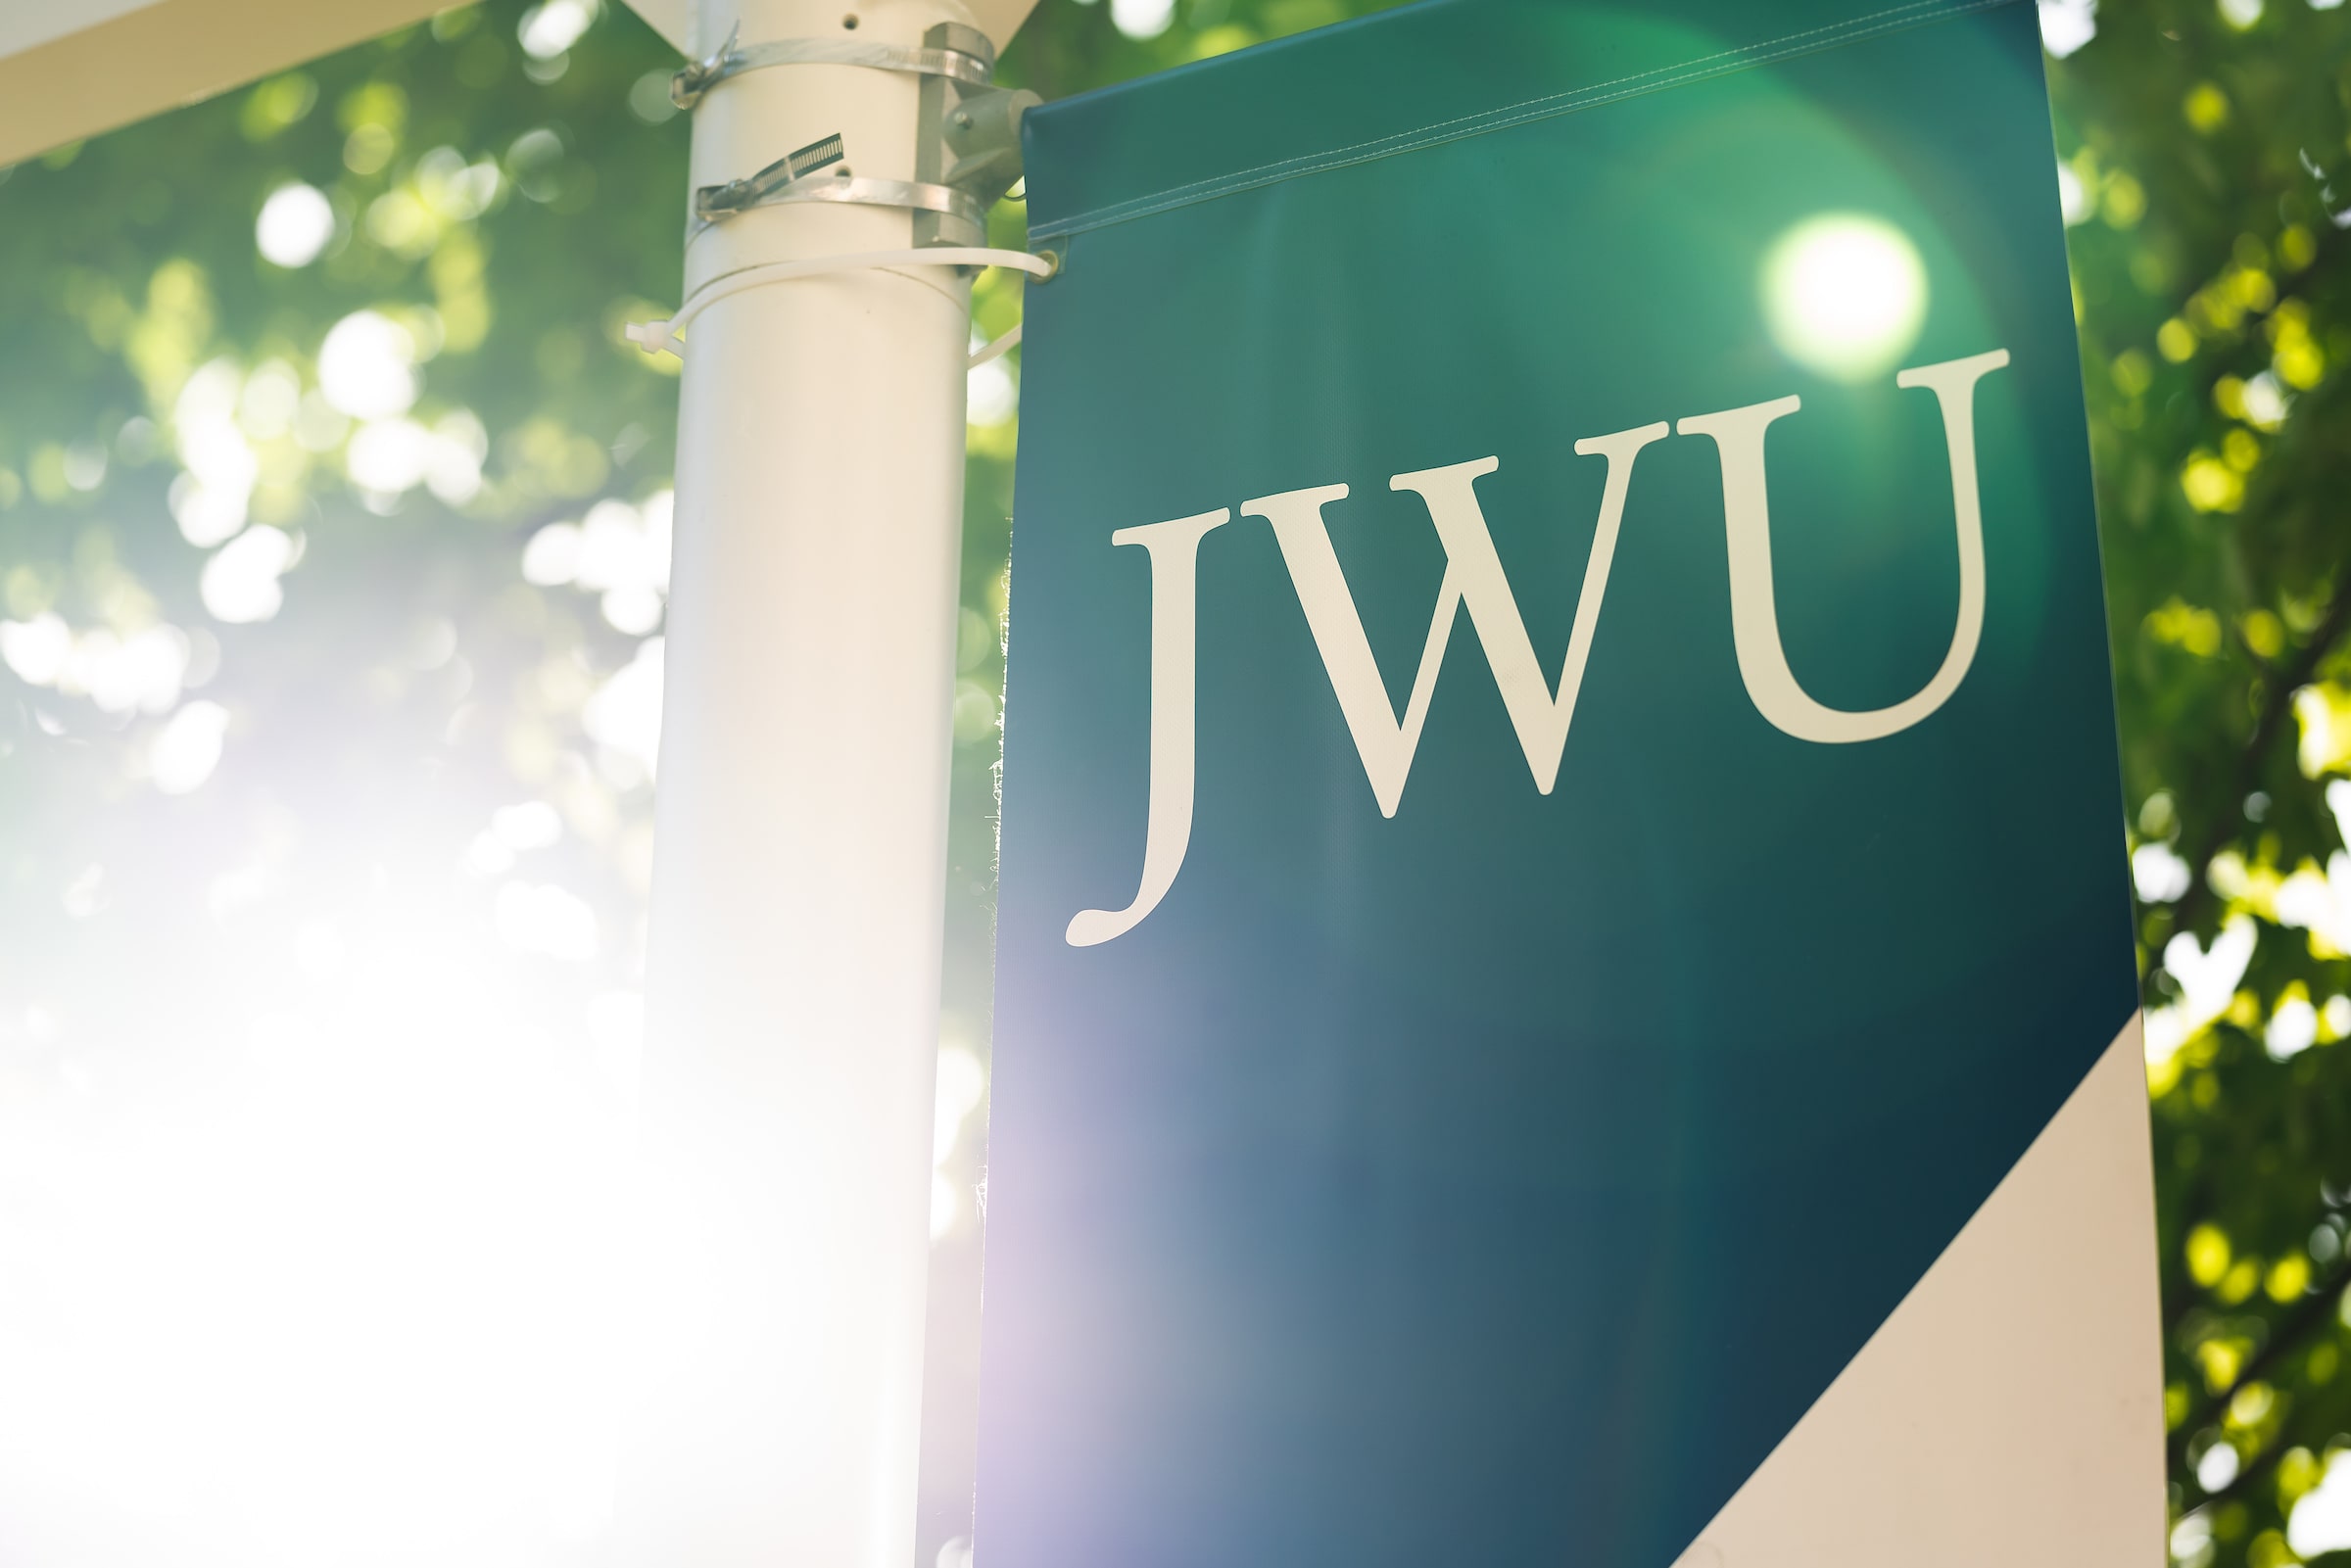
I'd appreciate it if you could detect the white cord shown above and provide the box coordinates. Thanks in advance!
[626,246,1055,361]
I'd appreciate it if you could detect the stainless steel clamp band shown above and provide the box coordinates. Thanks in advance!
[693,166,988,237]
[672,29,995,110]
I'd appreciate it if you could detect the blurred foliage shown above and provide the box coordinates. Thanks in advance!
[0,0,690,1043]
[2051,2,2351,1563]
[0,0,2347,1562]
[0,9,698,1560]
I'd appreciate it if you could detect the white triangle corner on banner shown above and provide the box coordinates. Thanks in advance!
[1672,1015,2166,1568]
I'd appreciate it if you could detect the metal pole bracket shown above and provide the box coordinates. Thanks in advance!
[672,25,996,110]
[678,23,1038,252]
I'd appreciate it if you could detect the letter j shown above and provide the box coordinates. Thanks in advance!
[1066,509,1230,947]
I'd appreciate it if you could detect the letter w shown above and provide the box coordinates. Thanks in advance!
[1240,423,1667,816]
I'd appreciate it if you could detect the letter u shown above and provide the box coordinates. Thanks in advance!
[1677,349,2010,744]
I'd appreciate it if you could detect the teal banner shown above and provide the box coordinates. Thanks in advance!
[978,1,2147,1562]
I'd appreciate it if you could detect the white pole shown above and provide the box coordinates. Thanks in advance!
[617,0,984,1560]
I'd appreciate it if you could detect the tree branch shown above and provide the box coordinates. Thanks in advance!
[2167,583,2351,943]
[2172,1265,2350,1491]
[2193,1417,2291,1515]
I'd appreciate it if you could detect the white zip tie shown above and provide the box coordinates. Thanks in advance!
[968,321,1022,369]
[626,246,1057,361]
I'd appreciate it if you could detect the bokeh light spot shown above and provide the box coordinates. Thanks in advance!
[200,525,296,624]
[1761,213,1930,383]
[1111,0,1176,37]
[151,700,230,795]
[255,181,334,267]
[317,309,419,420]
